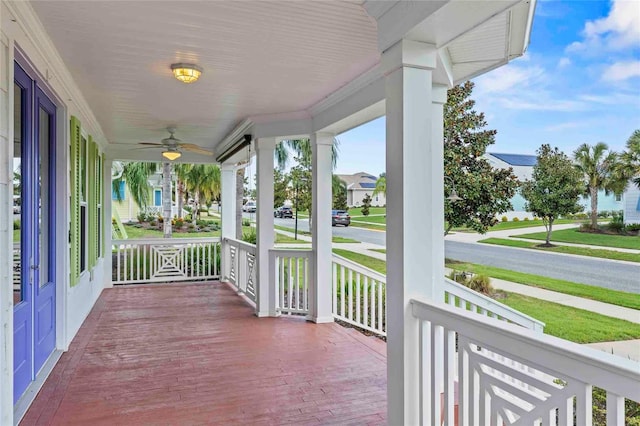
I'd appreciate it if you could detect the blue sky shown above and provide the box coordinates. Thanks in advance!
[334,0,640,176]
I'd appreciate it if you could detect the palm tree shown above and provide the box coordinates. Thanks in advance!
[112,161,158,209]
[573,142,619,229]
[174,163,193,219]
[186,164,221,224]
[372,173,386,198]
[617,130,640,190]
[275,138,340,228]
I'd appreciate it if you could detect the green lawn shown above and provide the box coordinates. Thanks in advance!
[275,233,310,244]
[479,238,640,263]
[333,249,387,274]
[332,236,361,244]
[445,260,640,310]
[370,248,386,254]
[351,215,386,224]
[348,207,386,216]
[348,221,386,231]
[331,249,640,343]
[514,228,640,250]
[122,224,222,239]
[499,293,640,343]
[274,225,360,243]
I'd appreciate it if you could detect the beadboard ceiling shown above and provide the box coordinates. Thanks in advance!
[30,1,379,153]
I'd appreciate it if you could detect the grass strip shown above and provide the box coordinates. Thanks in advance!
[332,237,361,244]
[333,249,386,275]
[479,238,640,263]
[513,228,640,250]
[369,248,386,254]
[499,293,640,343]
[445,260,640,310]
[349,222,386,231]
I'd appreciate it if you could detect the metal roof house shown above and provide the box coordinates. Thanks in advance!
[336,172,386,207]
[1,1,637,425]
[486,152,624,219]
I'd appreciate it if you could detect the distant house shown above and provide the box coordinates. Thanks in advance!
[484,152,623,220]
[623,184,640,225]
[112,171,179,222]
[335,172,386,207]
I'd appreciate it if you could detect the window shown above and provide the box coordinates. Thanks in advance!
[615,194,622,202]
[112,181,126,201]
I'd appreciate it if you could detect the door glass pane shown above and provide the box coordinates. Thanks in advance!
[39,106,50,286]
[13,83,23,303]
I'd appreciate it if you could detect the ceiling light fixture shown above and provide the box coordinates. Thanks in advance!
[171,63,203,83]
[162,148,182,161]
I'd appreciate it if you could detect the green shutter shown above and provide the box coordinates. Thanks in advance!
[87,136,97,269]
[69,116,81,286]
[101,153,106,257]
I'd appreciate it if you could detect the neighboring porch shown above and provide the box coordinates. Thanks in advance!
[22,282,387,425]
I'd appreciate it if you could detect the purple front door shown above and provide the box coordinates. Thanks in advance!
[13,62,57,404]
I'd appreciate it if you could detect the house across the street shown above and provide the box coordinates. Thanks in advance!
[623,184,640,225]
[335,172,385,207]
[485,152,624,220]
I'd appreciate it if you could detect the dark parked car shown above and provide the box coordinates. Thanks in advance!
[331,210,350,227]
[274,206,293,218]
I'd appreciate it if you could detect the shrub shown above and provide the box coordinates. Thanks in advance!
[187,223,195,230]
[625,224,640,232]
[150,220,158,226]
[242,228,257,244]
[137,212,147,223]
[13,220,20,230]
[523,217,529,221]
[447,270,470,285]
[607,210,625,233]
[242,218,251,227]
[157,215,164,224]
[501,216,508,222]
[512,217,520,222]
[172,217,184,228]
[467,275,493,295]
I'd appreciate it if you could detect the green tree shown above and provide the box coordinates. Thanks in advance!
[112,161,158,209]
[186,164,221,222]
[573,142,619,229]
[615,129,640,190]
[361,193,372,216]
[273,169,290,208]
[521,145,583,245]
[290,156,312,217]
[174,164,192,219]
[332,175,347,210]
[373,173,386,198]
[444,81,518,235]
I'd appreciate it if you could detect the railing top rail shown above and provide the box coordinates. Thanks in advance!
[332,254,387,283]
[443,278,545,330]
[411,297,640,400]
[270,248,313,258]
[113,237,221,245]
[222,237,256,253]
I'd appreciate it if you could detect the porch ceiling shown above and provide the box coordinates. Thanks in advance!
[29,1,379,154]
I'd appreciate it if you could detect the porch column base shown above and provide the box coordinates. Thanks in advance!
[307,315,334,324]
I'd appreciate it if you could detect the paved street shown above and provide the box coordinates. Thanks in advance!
[273,216,640,294]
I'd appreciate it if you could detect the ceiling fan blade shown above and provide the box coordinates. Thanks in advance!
[139,142,164,146]
[133,146,164,150]
[181,143,214,155]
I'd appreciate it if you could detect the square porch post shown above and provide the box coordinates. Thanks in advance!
[255,137,276,317]
[103,158,113,288]
[383,39,446,425]
[309,132,334,323]
[221,164,237,280]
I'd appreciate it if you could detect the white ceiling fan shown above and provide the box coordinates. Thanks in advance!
[138,127,214,160]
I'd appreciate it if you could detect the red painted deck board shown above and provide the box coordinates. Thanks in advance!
[22,282,387,425]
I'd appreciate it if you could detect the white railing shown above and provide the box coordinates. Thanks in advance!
[330,256,543,338]
[112,237,220,285]
[411,298,640,426]
[270,249,312,315]
[443,278,545,332]
[222,238,257,303]
[332,254,387,336]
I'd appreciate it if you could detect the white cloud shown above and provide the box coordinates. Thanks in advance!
[602,60,640,81]
[557,57,571,68]
[567,0,640,52]
[474,64,545,94]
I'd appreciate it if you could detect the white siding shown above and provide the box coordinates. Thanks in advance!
[349,189,386,207]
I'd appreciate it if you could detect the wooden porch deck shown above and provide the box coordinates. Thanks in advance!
[22,282,387,425]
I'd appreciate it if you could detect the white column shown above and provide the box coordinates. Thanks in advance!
[383,39,445,425]
[255,138,276,317]
[221,165,237,240]
[221,164,237,281]
[309,132,334,323]
[103,158,113,288]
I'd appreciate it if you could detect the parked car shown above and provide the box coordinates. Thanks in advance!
[274,206,293,218]
[331,210,350,227]
[242,201,256,213]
